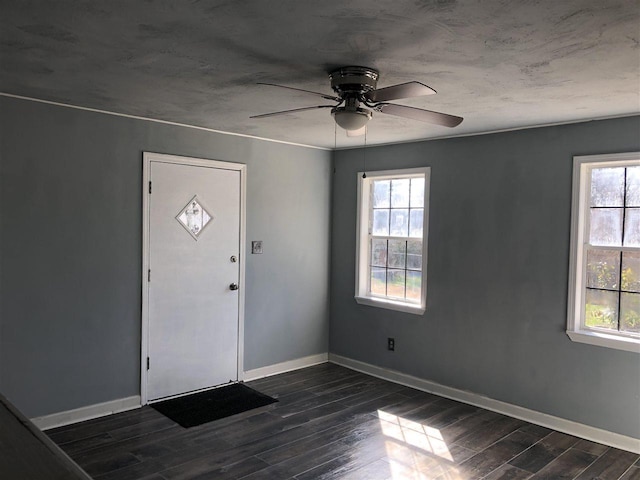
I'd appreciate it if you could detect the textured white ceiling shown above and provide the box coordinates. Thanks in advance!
[1,0,638,148]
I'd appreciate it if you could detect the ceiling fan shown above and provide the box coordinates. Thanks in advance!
[251,66,463,136]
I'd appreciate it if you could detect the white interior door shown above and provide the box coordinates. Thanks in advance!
[147,159,241,401]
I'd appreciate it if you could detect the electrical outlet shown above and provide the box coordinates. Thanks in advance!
[388,337,395,351]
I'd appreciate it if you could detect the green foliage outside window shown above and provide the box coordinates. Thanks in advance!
[585,258,640,332]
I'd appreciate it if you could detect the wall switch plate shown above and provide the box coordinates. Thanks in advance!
[251,241,263,254]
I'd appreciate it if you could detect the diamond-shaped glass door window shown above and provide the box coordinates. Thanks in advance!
[176,196,213,240]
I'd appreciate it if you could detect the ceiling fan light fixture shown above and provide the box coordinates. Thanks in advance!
[332,107,372,131]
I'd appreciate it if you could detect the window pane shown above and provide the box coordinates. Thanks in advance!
[589,208,622,246]
[390,209,409,236]
[373,180,390,208]
[372,209,389,236]
[388,240,406,268]
[360,170,429,309]
[410,178,425,207]
[620,292,640,334]
[591,167,624,207]
[407,240,422,270]
[626,166,640,207]
[406,271,421,301]
[391,179,410,208]
[624,208,640,247]
[586,249,619,290]
[409,209,424,238]
[622,251,640,293]
[584,289,619,330]
[370,268,386,295]
[387,269,405,298]
[371,239,387,267]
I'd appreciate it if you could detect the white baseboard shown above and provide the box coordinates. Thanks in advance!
[31,395,141,431]
[31,352,328,431]
[243,353,328,381]
[329,353,640,454]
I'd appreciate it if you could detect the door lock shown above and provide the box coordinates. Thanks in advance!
[229,283,239,291]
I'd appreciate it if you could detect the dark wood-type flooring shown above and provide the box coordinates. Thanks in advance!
[47,363,640,479]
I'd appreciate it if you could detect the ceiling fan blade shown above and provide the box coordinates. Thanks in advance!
[257,83,341,102]
[366,82,437,102]
[377,103,463,127]
[347,126,366,137]
[250,105,334,119]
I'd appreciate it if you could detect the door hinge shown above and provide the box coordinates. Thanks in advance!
[149,181,152,194]
[147,357,150,370]
[148,269,151,282]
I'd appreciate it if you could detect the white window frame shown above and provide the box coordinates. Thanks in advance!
[567,152,640,353]
[355,167,430,315]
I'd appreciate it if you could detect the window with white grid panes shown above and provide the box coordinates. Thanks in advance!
[356,168,429,314]
[567,153,640,353]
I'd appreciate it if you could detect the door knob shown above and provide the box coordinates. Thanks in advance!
[229,283,239,291]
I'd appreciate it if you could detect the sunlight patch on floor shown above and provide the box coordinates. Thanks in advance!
[377,409,453,462]
[377,409,464,479]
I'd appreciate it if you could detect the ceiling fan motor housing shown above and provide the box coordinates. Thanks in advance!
[329,66,379,97]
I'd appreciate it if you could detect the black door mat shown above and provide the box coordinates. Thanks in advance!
[151,383,277,428]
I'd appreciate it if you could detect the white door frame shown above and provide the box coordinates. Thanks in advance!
[141,152,246,405]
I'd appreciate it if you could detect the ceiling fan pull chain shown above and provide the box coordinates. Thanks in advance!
[362,127,367,179]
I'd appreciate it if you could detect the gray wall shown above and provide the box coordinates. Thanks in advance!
[330,116,640,439]
[0,96,331,417]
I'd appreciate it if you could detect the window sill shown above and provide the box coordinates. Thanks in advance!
[566,329,640,353]
[355,296,425,315]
